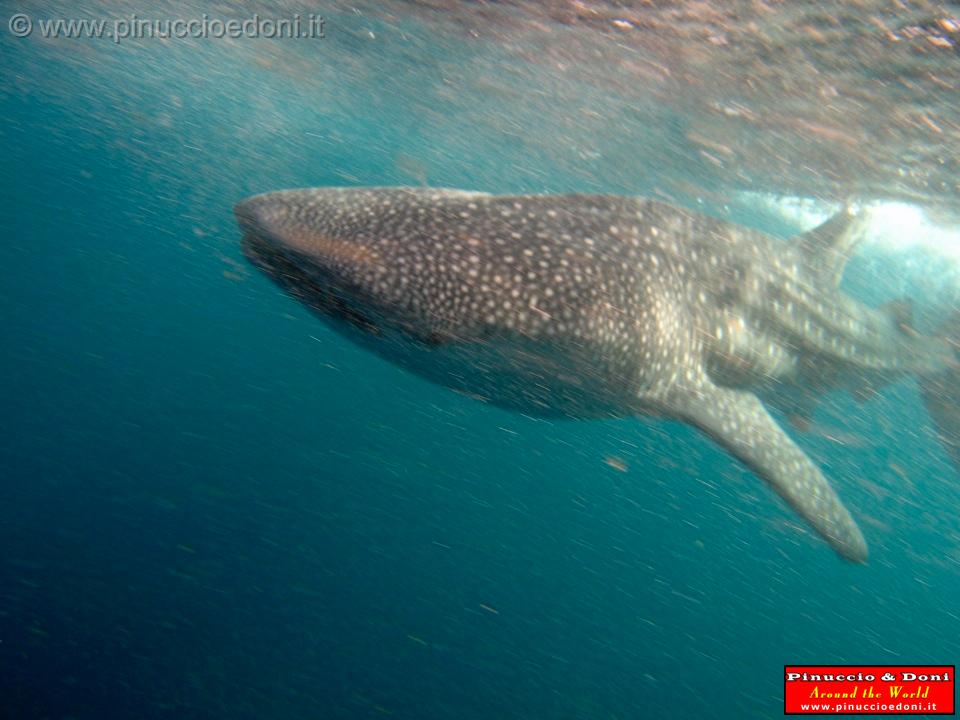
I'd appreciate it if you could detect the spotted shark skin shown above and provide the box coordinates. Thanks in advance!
[236,187,958,563]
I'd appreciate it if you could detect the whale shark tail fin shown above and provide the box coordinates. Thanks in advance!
[921,310,960,473]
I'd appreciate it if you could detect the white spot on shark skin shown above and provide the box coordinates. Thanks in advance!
[236,186,957,564]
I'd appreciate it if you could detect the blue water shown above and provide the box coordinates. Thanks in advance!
[2,6,959,719]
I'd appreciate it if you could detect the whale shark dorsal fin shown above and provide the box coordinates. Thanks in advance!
[796,203,865,287]
[665,377,868,562]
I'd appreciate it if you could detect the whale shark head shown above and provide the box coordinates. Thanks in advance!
[236,187,536,349]
[237,188,420,341]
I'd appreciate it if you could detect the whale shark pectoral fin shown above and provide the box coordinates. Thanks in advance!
[664,379,868,562]
[795,203,867,288]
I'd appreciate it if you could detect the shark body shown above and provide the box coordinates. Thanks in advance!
[236,187,958,562]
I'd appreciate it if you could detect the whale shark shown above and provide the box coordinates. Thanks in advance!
[235,187,960,562]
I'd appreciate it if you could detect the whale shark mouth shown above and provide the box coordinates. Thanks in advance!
[240,230,381,336]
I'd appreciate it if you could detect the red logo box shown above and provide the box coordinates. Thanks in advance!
[785,665,954,715]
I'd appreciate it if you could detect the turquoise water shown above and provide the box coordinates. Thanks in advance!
[2,4,959,719]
